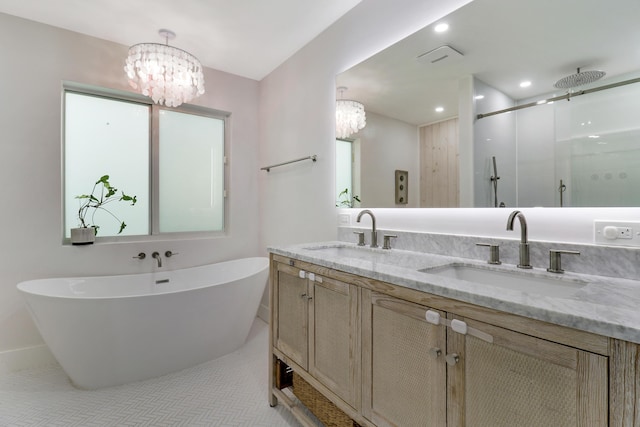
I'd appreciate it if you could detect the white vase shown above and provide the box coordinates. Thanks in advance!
[70,227,96,245]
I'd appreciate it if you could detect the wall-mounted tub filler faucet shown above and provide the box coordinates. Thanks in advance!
[356,209,378,248]
[152,251,162,268]
[506,210,532,269]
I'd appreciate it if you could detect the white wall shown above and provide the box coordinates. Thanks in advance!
[0,13,261,353]
[353,112,419,208]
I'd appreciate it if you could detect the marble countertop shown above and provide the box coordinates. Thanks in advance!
[269,241,640,344]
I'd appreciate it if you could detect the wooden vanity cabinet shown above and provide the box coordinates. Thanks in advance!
[272,262,309,369]
[270,254,638,426]
[271,259,360,411]
[361,290,447,427]
[308,272,360,409]
[446,315,608,427]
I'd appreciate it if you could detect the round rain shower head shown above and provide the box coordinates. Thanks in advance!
[554,67,606,89]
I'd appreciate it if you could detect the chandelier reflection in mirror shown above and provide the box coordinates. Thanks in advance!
[124,29,205,108]
[336,86,366,138]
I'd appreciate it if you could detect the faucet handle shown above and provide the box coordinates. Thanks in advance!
[165,251,179,258]
[133,252,146,260]
[476,243,501,265]
[383,234,397,250]
[547,249,580,273]
[353,231,365,246]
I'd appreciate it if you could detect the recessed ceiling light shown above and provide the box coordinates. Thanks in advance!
[435,106,444,112]
[434,23,449,33]
[474,95,485,100]
[519,81,532,88]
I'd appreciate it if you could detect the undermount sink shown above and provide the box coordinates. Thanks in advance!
[421,264,587,298]
[300,244,427,269]
[302,245,374,258]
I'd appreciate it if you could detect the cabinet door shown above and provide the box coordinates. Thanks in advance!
[273,263,309,369]
[447,316,608,427]
[362,291,447,427]
[308,276,360,410]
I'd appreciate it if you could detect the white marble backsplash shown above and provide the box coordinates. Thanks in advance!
[338,227,640,281]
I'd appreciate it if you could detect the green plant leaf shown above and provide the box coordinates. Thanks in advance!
[75,175,137,236]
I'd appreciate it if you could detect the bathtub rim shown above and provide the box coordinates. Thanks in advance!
[16,256,269,300]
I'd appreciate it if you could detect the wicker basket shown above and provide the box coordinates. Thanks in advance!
[292,372,361,427]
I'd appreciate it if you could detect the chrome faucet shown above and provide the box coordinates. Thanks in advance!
[152,251,163,268]
[506,210,532,269]
[356,209,378,248]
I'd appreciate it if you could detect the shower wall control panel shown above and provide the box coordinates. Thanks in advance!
[395,170,408,205]
[594,221,640,247]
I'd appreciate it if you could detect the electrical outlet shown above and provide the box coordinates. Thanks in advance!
[594,221,640,247]
[338,214,351,226]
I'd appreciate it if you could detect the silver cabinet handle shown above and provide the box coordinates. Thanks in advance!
[300,294,313,300]
[429,347,442,358]
[445,353,460,366]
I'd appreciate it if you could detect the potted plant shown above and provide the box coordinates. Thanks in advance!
[71,175,137,245]
[336,188,361,208]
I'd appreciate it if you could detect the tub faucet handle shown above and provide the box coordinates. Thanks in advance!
[165,251,179,258]
[133,252,146,260]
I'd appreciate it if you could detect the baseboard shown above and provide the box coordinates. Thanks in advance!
[0,344,57,374]
[257,303,269,323]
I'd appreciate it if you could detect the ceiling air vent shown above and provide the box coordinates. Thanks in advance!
[416,45,464,65]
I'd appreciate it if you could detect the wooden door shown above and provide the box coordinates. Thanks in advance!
[308,276,360,410]
[447,316,608,427]
[362,291,447,427]
[273,263,309,369]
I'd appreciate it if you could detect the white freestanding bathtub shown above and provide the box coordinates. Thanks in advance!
[17,257,269,389]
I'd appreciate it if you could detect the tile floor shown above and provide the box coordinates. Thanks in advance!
[0,319,305,426]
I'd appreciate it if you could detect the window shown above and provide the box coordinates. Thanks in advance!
[63,85,228,241]
[335,138,360,207]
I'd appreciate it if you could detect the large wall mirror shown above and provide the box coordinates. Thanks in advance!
[336,0,640,209]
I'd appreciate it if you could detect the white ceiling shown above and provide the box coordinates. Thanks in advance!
[337,0,640,126]
[0,0,361,81]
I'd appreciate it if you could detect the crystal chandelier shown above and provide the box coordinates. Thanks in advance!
[335,86,366,139]
[124,29,205,108]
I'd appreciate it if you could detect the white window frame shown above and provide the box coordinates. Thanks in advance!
[62,81,230,243]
